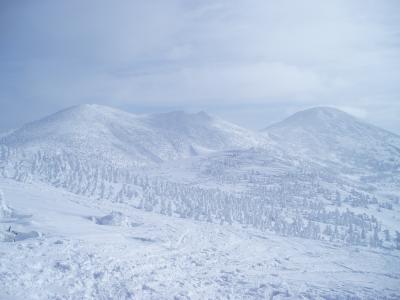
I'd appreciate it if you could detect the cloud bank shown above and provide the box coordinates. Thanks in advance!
[0,0,399,132]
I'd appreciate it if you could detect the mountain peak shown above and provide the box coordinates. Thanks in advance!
[299,106,345,114]
[265,106,362,133]
[1,104,264,167]
[282,106,353,123]
[265,106,400,169]
[61,103,123,116]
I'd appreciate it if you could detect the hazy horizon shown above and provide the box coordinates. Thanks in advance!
[1,103,399,136]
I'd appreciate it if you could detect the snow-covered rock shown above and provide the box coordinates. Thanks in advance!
[1,230,40,242]
[92,211,140,227]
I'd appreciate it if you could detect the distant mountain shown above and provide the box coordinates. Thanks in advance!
[264,107,400,172]
[0,104,267,167]
[0,104,399,257]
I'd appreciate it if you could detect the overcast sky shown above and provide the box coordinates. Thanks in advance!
[1,0,399,133]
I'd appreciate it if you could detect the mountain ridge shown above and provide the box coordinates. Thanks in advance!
[0,104,268,167]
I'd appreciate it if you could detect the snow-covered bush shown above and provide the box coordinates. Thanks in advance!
[92,211,140,227]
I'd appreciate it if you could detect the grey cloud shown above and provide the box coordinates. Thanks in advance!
[0,0,399,133]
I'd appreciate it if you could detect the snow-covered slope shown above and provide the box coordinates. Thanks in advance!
[1,178,399,299]
[265,107,400,173]
[1,105,400,298]
[1,104,266,167]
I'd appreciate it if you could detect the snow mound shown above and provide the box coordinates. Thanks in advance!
[92,211,141,227]
[1,229,40,242]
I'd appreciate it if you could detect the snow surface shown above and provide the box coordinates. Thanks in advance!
[0,105,399,299]
[0,178,399,299]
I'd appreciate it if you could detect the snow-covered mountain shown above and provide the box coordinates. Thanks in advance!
[1,104,267,167]
[1,105,400,299]
[265,107,400,173]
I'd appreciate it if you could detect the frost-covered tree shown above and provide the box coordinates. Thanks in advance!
[335,191,342,207]
[0,189,12,218]
[383,229,391,242]
[0,145,396,249]
[395,231,400,250]
[369,227,382,248]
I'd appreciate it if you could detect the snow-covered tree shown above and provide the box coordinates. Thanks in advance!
[0,189,12,218]
[395,231,400,250]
